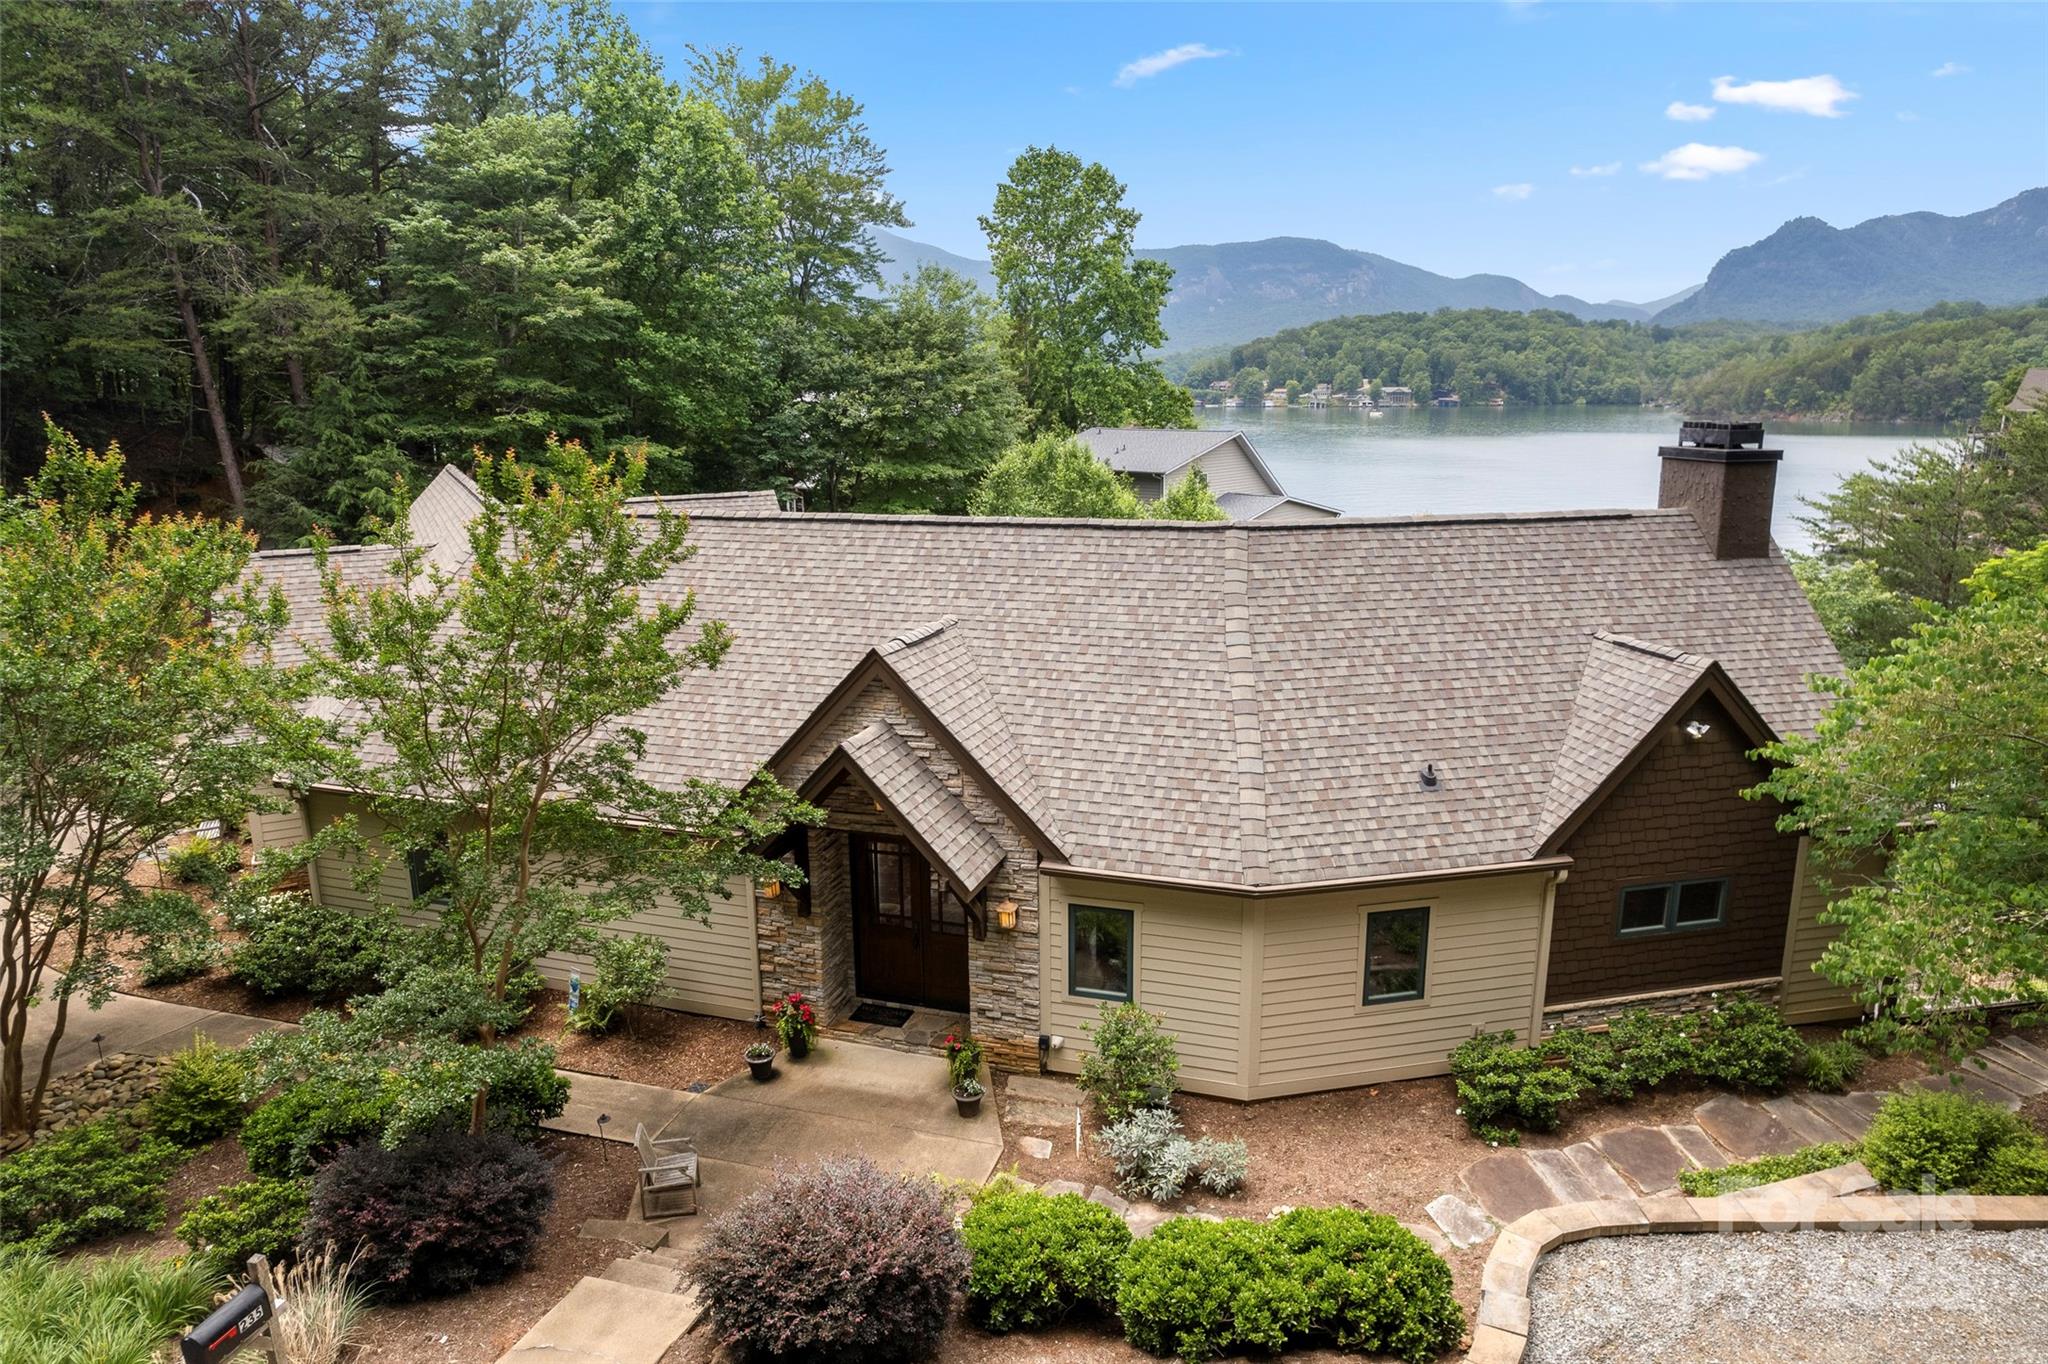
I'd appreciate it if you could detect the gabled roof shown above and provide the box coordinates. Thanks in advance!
[263,476,1843,890]
[2008,366,2048,415]
[1076,427,1249,475]
[1532,632,1777,853]
[624,490,781,516]
[805,721,1006,899]
[1217,492,1345,521]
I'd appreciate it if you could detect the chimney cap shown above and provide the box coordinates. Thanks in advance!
[1677,418,1768,450]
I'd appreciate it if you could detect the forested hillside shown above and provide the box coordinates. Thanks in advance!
[1173,301,2047,421]
[0,0,1184,539]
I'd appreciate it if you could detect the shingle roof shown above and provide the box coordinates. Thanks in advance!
[2007,366,2048,415]
[1076,427,1241,474]
[625,490,781,516]
[274,490,1842,889]
[1216,493,1345,521]
[821,721,1006,896]
[251,545,407,667]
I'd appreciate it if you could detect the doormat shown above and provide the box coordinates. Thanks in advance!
[849,1002,914,1028]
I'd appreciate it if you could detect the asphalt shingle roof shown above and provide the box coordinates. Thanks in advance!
[1075,427,1241,474]
[831,720,1006,895]
[258,492,1842,889]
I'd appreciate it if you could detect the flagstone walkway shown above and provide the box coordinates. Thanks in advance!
[1425,1033,2048,1250]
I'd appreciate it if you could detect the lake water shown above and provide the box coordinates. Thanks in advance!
[1198,405,1952,552]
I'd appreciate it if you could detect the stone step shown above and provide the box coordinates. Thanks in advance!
[1004,1097,1082,1131]
[1592,1126,1693,1194]
[1904,1070,2022,1111]
[1661,1123,1729,1170]
[578,1218,669,1249]
[1791,1091,1878,1141]
[1560,1141,1633,1201]
[1424,1192,1495,1250]
[1982,1039,2048,1088]
[1694,1094,1804,1159]
[496,1275,699,1364]
[1972,1050,2048,1097]
[1461,1150,1557,1226]
[601,1257,680,1294]
[1764,1094,1855,1146]
[1004,1073,1084,1104]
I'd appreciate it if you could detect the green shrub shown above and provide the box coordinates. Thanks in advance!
[1862,1087,2048,1194]
[150,1037,248,1147]
[565,933,666,1035]
[1604,1008,1699,1089]
[226,893,395,997]
[1115,1210,1462,1364]
[176,1176,311,1272]
[165,834,241,894]
[1268,1208,1465,1363]
[1693,996,1803,1091]
[305,1132,555,1301]
[1678,1142,1860,1197]
[242,1081,397,1178]
[1079,1002,1180,1121]
[1449,1031,1581,1140]
[1540,1027,1630,1101]
[111,889,217,985]
[1801,1039,1870,1094]
[0,1246,226,1362]
[1096,1108,1249,1202]
[0,1119,177,1252]
[962,1188,1131,1332]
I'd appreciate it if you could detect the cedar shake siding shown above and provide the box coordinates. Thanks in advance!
[1544,695,1799,1005]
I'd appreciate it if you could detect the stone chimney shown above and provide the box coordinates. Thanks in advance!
[1658,420,1783,559]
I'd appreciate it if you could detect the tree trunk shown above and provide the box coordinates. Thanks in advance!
[171,254,247,511]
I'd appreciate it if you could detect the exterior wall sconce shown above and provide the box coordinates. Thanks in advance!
[993,898,1019,932]
[1683,719,1713,742]
[759,876,783,900]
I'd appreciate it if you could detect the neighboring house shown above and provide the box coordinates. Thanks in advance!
[1074,427,1345,523]
[2005,366,2048,419]
[1380,385,1415,406]
[248,425,1857,1098]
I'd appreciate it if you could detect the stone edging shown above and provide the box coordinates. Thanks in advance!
[1463,1166,2048,1364]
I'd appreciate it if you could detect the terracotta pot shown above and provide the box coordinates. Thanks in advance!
[746,1052,775,1082]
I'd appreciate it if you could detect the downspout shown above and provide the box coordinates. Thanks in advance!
[1527,868,1567,1043]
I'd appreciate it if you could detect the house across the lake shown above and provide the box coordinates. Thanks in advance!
[1075,427,1344,523]
[248,422,1856,1098]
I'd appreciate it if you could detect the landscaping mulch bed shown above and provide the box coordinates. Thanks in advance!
[351,1132,642,1364]
[517,990,757,1091]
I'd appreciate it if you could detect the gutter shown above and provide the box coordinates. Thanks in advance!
[1038,854,1574,900]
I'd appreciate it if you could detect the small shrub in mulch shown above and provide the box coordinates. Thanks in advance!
[149,1037,248,1148]
[1094,1107,1247,1202]
[691,1156,966,1362]
[1862,1088,2048,1195]
[303,1131,555,1300]
[962,1187,1131,1332]
[177,1175,312,1272]
[0,1118,178,1253]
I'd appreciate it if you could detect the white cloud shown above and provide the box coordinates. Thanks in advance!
[1114,43,1229,88]
[1569,161,1622,177]
[1492,182,1535,201]
[1640,143,1765,181]
[1710,74,1856,117]
[1666,100,1716,122]
[1931,61,1970,78]
[1896,110,1921,123]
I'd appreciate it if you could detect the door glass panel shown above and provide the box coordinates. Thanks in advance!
[870,845,910,927]
[933,887,968,935]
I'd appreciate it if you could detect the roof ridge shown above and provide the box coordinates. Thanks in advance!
[1221,525,1269,880]
[674,508,1665,530]
[1590,630,1709,665]
[878,616,958,654]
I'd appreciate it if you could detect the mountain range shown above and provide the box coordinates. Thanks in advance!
[871,188,2046,352]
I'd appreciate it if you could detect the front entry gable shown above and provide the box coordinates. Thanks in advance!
[804,721,1006,903]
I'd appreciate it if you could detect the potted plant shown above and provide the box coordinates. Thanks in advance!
[745,1040,775,1082]
[771,991,818,1060]
[945,1033,985,1117]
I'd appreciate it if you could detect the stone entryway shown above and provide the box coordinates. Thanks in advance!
[826,1002,969,1054]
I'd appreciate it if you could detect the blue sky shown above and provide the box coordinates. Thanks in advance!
[627,1,2048,303]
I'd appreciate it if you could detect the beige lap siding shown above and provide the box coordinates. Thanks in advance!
[1251,874,1551,1098]
[245,790,312,856]
[1041,876,1248,1095]
[1775,837,1867,1025]
[302,791,761,1020]
[1040,871,1550,1100]
[1185,438,1279,496]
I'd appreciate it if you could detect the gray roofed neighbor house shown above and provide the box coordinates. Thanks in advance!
[2007,366,2048,415]
[1076,427,1248,475]
[813,720,1007,897]
[625,490,782,516]
[256,494,1841,891]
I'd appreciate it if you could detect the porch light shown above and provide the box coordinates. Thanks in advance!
[993,898,1018,931]
[759,876,783,900]
[1683,719,1713,742]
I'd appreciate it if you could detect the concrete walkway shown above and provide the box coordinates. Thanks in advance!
[1429,1034,2048,1249]
[16,986,294,1077]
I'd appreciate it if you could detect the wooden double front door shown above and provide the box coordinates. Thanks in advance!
[850,833,969,1012]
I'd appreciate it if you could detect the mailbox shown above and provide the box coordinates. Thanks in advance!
[180,1282,273,1364]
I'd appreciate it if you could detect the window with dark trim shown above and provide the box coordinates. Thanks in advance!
[1069,905,1133,1001]
[1616,878,1727,936]
[1364,906,1429,1004]
[406,841,450,905]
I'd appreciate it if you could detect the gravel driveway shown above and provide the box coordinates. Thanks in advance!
[1523,1228,2048,1363]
